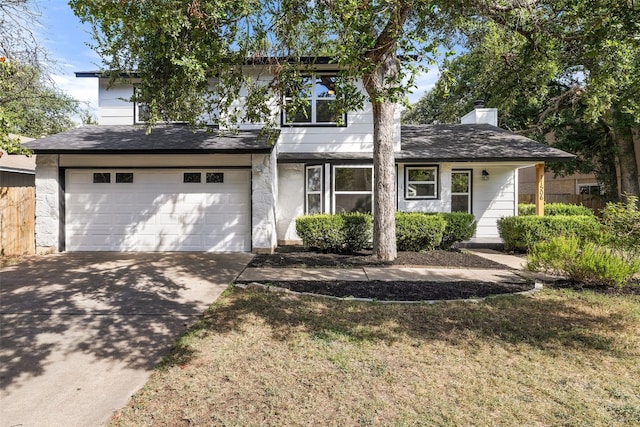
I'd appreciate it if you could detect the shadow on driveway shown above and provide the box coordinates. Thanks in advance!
[0,252,252,427]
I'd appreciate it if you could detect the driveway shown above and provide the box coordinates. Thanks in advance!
[0,252,252,427]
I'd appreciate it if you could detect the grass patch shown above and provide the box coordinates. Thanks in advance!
[110,288,640,426]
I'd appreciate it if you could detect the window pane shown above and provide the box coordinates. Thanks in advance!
[316,76,337,98]
[407,183,435,198]
[93,172,111,183]
[206,172,224,183]
[316,100,335,123]
[183,172,201,183]
[452,194,470,213]
[335,168,372,192]
[408,168,435,182]
[335,194,372,213]
[115,172,133,183]
[452,173,469,193]
[307,167,322,192]
[307,194,322,214]
[287,104,311,123]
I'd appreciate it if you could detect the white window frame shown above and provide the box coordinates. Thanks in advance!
[332,165,374,213]
[405,165,439,200]
[305,165,324,214]
[283,73,345,126]
[577,183,602,195]
[451,169,472,213]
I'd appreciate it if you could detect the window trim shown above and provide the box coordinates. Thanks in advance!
[577,183,601,195]
[451,169,472,214]
[404,165,439,200]
[332,164,374,213]
[282,72,347,127]
[305,165,324,214]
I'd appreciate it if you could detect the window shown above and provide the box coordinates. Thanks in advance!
[283,73,345,125]
[451,170,472,213]
[305,165,323,214]
[405,166,438,199]
[333,166,373,213]
[93,172,111,183]
[578,184,601,195]
[116,172,134,183]
[206,172,224,183]
[183,172,201,183]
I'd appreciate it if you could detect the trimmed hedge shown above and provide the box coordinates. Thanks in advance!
[518,203,594,216]
[437,212,477,250]
[396,212,446,252]
[295,213,372,253]
[497,215,602,252]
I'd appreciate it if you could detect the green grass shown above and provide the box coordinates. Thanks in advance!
[110,287,640,426]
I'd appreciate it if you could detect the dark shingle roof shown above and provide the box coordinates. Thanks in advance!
[24,125,277,154]
[278,124,574,163]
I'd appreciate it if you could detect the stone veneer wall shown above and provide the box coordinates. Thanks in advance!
[34,154,60,253]
[251,151,278,253]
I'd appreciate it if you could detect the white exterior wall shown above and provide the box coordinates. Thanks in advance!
[276,164,305,243]
[34,155,60,252]
[252,152,278,253]
[98,81,135,125]
[460,108,498,127]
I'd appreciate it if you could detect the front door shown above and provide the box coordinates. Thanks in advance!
[451,170,472,213]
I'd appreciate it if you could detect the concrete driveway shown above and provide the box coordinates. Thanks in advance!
[0,252,252,427]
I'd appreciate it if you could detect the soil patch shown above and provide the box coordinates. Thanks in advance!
[237,280,535,301]
[249,246,510,269]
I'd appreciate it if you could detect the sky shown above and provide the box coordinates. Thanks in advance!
[37,1,438,121]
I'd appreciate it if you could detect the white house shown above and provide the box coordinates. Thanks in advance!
[25,63,573,253]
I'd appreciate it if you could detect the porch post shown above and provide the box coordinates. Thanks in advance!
[535,163,545,216]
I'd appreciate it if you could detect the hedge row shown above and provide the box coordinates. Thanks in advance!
[518,203,594,216]
[296,212,476,253]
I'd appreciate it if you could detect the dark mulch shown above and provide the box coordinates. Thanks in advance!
[249,246,511,269]
[544,279,640,296]
[237,280,535,301]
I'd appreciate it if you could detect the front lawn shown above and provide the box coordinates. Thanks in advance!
[111,288,640,426]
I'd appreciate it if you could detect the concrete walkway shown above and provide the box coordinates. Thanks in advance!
[238,250,530,284]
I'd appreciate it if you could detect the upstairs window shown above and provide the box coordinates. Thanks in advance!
[283,74,345,126]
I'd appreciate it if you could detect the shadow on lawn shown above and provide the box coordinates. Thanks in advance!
[181,288,638,362]
[0,253,251,390]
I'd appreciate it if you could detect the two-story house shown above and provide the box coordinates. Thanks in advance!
[25,62,574,253]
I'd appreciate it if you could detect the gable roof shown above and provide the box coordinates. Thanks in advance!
[23,125,277,154]
[277,124,575,163]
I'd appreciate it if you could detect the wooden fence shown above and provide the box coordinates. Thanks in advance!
[1,187,35,256]
[518,193,606,212]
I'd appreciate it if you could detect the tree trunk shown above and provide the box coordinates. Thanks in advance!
[363,54,398,262]
[616,126,640,199]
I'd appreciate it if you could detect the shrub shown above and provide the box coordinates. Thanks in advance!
[600,195,640,257]
[437,212,477,250]
[396,212,446,251]
[518,203,594,216]
[497,215,601,252]
[295,213,372,253]
[528,236,640,288]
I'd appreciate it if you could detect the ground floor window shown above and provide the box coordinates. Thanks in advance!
[578,183,601,195]
[305,165,323,214]
[451,170,472,213]
[333,166,373,213]
[405,165,438,199]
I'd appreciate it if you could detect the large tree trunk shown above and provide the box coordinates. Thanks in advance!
[364,54,398,262]
[616,125,640,199]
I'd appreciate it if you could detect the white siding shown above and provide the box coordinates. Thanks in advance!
[276,164,305,242]
[98,81,134,125]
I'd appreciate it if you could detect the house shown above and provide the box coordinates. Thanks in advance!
[0,136,36,187]
[25,64,574,253]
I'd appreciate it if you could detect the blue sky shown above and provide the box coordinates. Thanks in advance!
[39,1,438,119]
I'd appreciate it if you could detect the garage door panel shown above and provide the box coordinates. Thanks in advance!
[66,169,251,252]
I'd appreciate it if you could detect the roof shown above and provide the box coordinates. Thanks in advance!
[23,125,277,154]
[0,135,36,174]
[278,124,575,163]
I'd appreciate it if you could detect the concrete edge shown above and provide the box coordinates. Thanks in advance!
[233,281,544,305]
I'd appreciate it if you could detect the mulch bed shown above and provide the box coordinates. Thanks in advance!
[237,280,535,301]
[249,246,511,269]
[243,246,534,301]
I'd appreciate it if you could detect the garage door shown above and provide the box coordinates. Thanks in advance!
[65,169,251,252]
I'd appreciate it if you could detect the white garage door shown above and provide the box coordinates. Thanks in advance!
[65,169,251,252]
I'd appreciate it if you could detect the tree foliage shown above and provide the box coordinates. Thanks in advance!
[404,1,640,200]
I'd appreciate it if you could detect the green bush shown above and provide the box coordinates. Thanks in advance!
[518,203,594,216]
[295,213,372,253]
[600,195,640,257]
[528,236,640,288]
[497,215,601,252]
[437,212,477,250]
[396,212,446,251]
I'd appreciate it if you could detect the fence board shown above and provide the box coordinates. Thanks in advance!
[1,187,35,256]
